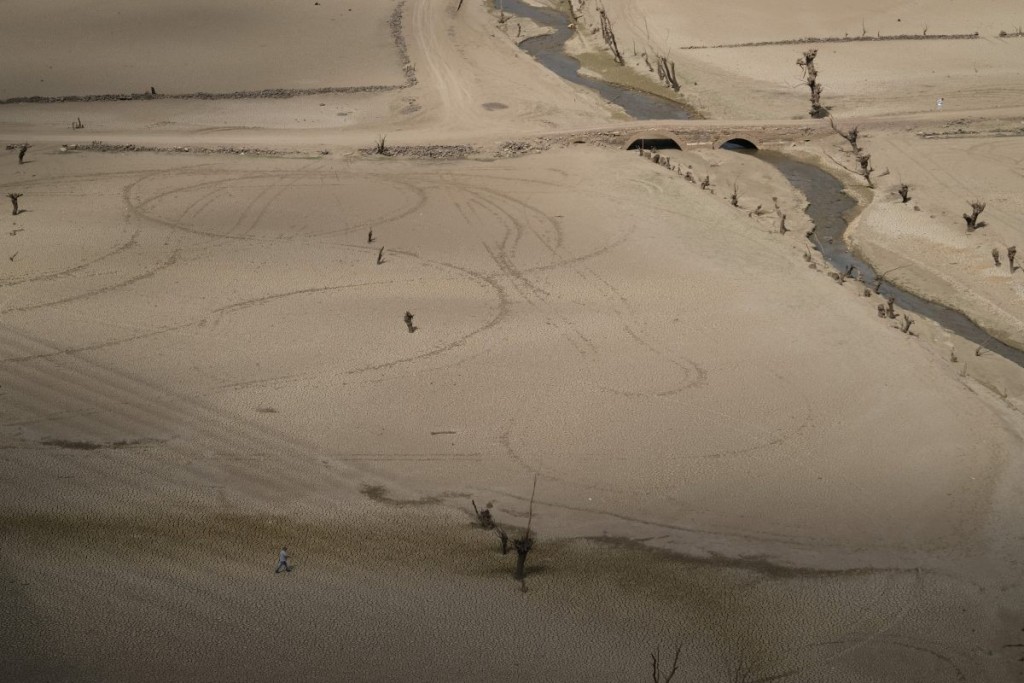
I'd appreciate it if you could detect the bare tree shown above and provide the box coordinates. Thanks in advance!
[471,500,495,529]
[8,193,22,216]
[495,526,510,554]
[897,184,910,203]
[513,474,538,581]
[829,118,861,154]
[655,54,680,91]
[598,7,625,64]
[963,201,986,231]
[377,247,385,265]
[797,49,828,118]
[730,183,739,207]
[901,314,914,333]
[1009,245,1017,272]
[886,296,896,319]
[855,152,874,188]
[826,119,879,187]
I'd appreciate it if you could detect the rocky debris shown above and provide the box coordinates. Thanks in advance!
[77,141,292,156]
[681,31,981,50]
[0,84,405,105]
[360,144,476,159]
[390,2,418,87]
[496,141,536,157]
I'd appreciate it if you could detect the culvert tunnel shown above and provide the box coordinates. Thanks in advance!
[719,138,759,150]
[624,135,683,151]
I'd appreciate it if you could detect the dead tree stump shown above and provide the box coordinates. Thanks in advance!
[963,201,986,231]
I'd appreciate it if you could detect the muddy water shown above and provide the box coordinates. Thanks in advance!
[757,151,1024,367]
[495,0,690,120]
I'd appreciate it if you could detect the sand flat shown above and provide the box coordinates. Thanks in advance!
[3,0,1024,680]
[0,0,408,99]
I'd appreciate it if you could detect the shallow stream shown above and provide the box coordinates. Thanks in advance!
[495,0,689,120]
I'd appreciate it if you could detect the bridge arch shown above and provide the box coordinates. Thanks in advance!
[717,137,759,150]
[623,131,685,151]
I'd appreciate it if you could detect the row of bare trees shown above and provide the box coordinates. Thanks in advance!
[571,1,682,92]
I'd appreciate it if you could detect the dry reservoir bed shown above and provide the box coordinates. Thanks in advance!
[1,145,1023,680]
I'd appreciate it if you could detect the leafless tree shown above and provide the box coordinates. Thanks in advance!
[962,200,987,232]
[855,152,874,188]
[513,474,538,580]
[8,193,22,215]
[495,526,510,554]
[829,118,861,154]
[897,184,910,203]
[797,49,828,118]
[655,54,680,91]
[598,6,625,64]
[377,247,385,264]
[901,314,914,333]
[963,201,986,231]
[1009,245,1017,272]
[471,500,495,529]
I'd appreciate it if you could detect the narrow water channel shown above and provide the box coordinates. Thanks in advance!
[759,151,1024,366]
[496,0,1024,366]
[495,0,689,120]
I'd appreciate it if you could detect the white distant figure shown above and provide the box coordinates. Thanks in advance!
[936,97,944,111]
[275,546,292,573]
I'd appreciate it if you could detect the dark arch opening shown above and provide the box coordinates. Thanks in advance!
[720,138,758,150]
[626,138,682,151]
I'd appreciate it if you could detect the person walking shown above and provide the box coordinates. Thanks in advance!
[275,546,292,573]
